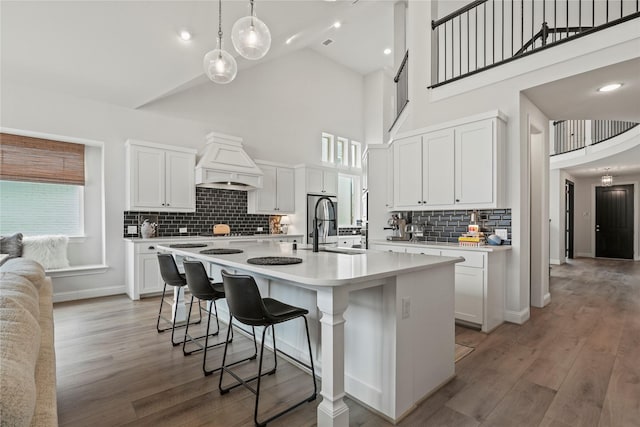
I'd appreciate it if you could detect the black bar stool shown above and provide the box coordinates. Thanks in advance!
[183,261,258,375]
[156,253,202,346]
[219,269,317,427]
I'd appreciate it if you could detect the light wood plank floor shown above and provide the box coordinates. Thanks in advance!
[54,257,640,426]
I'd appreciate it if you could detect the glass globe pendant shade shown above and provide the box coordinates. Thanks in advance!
[203,46,237,84]
[231,15,271,60]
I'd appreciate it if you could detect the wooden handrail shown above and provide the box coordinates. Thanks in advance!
[394,50,409,83]
[431,0,488,29]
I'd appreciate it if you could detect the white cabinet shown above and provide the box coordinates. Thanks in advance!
[125,241,164,300]
[393,136,422,208]
[364,144,393,210]
[392,113,505,210]
[126,140,196,212]
[454,120,495,206]
[338,236,361,248]
[393,130,455,209]
[369,241,507,332]
[248,163,295,214]
[306,167,338,195]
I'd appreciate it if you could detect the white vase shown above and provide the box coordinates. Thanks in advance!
[140,220,156,238]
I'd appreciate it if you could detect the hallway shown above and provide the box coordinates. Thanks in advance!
[409,257,640,426]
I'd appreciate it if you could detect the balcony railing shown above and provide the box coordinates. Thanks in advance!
[552,119,638,155]
[390,50,409,131]
[430,0,640,87]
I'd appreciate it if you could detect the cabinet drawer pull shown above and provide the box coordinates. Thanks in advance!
[455,199,460,202]
[148,246,155,250]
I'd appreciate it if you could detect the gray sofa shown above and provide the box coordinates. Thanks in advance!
[0,257,58,426]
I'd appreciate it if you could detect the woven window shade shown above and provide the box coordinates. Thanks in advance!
[0,133,85,185]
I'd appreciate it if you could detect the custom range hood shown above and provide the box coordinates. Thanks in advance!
[195,132,263,191]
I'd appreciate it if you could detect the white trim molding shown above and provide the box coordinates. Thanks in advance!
[504,307,530,325]
[53,285,124,303]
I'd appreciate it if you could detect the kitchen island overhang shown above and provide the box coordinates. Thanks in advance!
[158,241,462,427]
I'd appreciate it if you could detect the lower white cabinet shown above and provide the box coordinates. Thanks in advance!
[338,236,361,247]
[126,241,164,300]
[370,242,506,332]
[452,265,484,325]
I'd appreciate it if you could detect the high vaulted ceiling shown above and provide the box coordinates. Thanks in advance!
[1,0,394,109]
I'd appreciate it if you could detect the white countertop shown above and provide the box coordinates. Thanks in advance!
[158,241,462,287]
[370,239,512,252]
[124,234,303,243]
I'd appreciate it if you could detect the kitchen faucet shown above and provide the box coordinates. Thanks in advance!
[313,196,336,253]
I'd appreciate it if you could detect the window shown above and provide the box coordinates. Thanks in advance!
[321,133,334,163]
[0,133,86,236]
[350,141,362,168]
[336,137,349,167]
[0,181,84,235]
[320,132,361,169]
[338,174,361,226]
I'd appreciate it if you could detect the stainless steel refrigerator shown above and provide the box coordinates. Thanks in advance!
[307,194,338,246]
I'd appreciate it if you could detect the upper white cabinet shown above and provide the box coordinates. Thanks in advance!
[393,130,455,208]
[247,162,295,214]
[126,140,196,212]
[454,120,494,206]
[306,166,338,195]
[392,113,505,210]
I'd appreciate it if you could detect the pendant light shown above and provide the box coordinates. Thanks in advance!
[601,168,613,187]
[203,0,237,84]
[231,0,271,60]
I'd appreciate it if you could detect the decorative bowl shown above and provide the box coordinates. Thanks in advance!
[487,234,503,245]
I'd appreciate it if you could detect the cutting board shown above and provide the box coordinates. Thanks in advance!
[213,224,231,236]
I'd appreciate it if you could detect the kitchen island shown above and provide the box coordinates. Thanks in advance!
[159,241,462,427]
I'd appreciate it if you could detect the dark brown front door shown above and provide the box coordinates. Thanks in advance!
[595,184,634,259]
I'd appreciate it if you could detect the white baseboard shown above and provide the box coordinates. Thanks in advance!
[53,286,125,303]
[504,307,530,324]
[543,293,551,306]
[549,258,562,265]
[575,252,592,258]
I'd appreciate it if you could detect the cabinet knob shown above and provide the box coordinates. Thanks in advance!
[166,203,170,206]
[455,199,460,202]
[148,246,155,250]
[418,201,422,204]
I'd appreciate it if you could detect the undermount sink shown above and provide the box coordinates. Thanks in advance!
[299,247,366,255]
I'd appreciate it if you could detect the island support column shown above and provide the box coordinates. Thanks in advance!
[316,287,350,427]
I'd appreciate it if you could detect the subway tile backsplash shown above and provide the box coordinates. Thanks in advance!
[404,208,512,244]
[123,187,270,237]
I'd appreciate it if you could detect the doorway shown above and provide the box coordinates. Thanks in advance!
[529,121,549,308]
[565,180,574,259]
[595,184,634,259]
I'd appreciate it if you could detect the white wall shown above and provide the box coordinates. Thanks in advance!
[0,48,367,300]
[364,69,395,145]
[549,169,578,265]
[142,48,365,166]
[400,1,638,323]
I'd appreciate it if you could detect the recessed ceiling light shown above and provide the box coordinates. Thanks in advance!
[179,30,192,41]
[383,48,392,55]
[598,83,622,92]
[333,21,342,29]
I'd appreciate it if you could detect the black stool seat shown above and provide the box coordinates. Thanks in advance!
[156,253,202,346]
[219,270,317,427]
[183,261,257,375]
[261,299,308,324]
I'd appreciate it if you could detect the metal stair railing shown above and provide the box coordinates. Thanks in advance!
[430,0,640,87]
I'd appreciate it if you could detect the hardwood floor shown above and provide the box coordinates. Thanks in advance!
[54,257,640,426]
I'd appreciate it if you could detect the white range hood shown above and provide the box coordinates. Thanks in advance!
[195,132,263,191]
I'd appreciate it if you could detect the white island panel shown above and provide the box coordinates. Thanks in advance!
[158,241,461,426]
